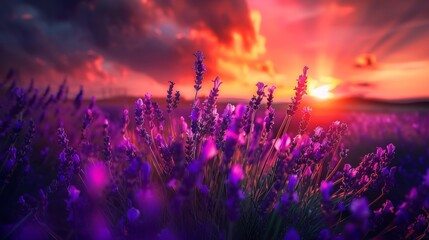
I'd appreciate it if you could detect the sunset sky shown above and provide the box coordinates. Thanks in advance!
[1,0,428,101]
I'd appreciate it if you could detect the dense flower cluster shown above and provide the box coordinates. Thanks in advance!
[0,51,428,239]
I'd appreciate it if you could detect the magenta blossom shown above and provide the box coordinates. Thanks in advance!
[68,185,80,202]
[256,82,267,96]
[229,164,244,185]
[200,138,218,162]
[213,76,222,90]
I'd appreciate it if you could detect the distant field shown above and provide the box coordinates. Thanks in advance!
[97,97,429,196]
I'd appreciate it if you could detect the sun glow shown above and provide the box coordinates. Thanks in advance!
[308,76,340,100]
[310,85,333,99]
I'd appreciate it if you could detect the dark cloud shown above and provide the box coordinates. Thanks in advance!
[0,0,256,85]
[154,0,256,48]
[358,0,429,53]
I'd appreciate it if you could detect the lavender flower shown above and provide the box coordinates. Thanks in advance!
[88,96,96,110]
[190,99,201,137]
[138,127,152,145]
[152,101,164,129]
[216,104,235,149]
[177,159,203,202]
[227,164,245,221]
[65,185,80,221]
[283,228,300,240]
[193,50,206,92]
[166,81,175,114]
[156,134,172,163]
[299,107,312,135]
[81,108,93,140]
[320,180,333,201]
[173,91,180,110]
[407,214,428,238]
[345,198,370,239]
[241,105,253,135]
[74,85,84,110]
[122,109,130,136]
[320,180,335,224]
[58,127,69,148]
[254,82,267,110]
[196,140,215,164]
[184,131,194,162]
[260,106,275,143]
[395,169,429,228]
[135,98,144,128]
[260,152,292,216]
[373,200,394,226]
[4,147,17,172]
[201,77,222,136]
[68,185,81,202]
[18,119,35,162]
[266,86,276,110]
[287,66,309,116]
[103,119,112,163]
[222,120,240,165]
[144,93,153,127]
[279,175,299,214]
[127,207,140,223]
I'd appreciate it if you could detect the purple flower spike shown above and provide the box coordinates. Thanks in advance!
[213,76,222,90]
[229,164,244,185]
[173,91,180,110]
[201,76,222,136]
[121,109,130,136]
[166,81,175,114]
[190,100,200,121]
[193,51,206,91]
[256,82,267,97]
[350,198,370,220]
[266,86,276,109]
[288,174,298,192]
[180,116,188,133]
[299,107,312,135]
[143,93,153,126]
[135,98,144,128]
[68,185,80,202]
[200,138,218,162]
[287,66,309,116]
[320,180,333,201]
[227,164,245,221]
[260,106,276,144]
[386,143,395,158]
[283,228,300,240]
[127,207,140,223]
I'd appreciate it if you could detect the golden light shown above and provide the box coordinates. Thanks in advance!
[309,85,333,99]
[307,76,340,100]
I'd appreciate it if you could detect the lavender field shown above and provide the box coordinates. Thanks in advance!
[1,52,429,240]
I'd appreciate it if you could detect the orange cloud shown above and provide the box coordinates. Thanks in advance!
[327,3,355,16]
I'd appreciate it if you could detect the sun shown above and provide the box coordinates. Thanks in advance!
[309,85,334,99]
